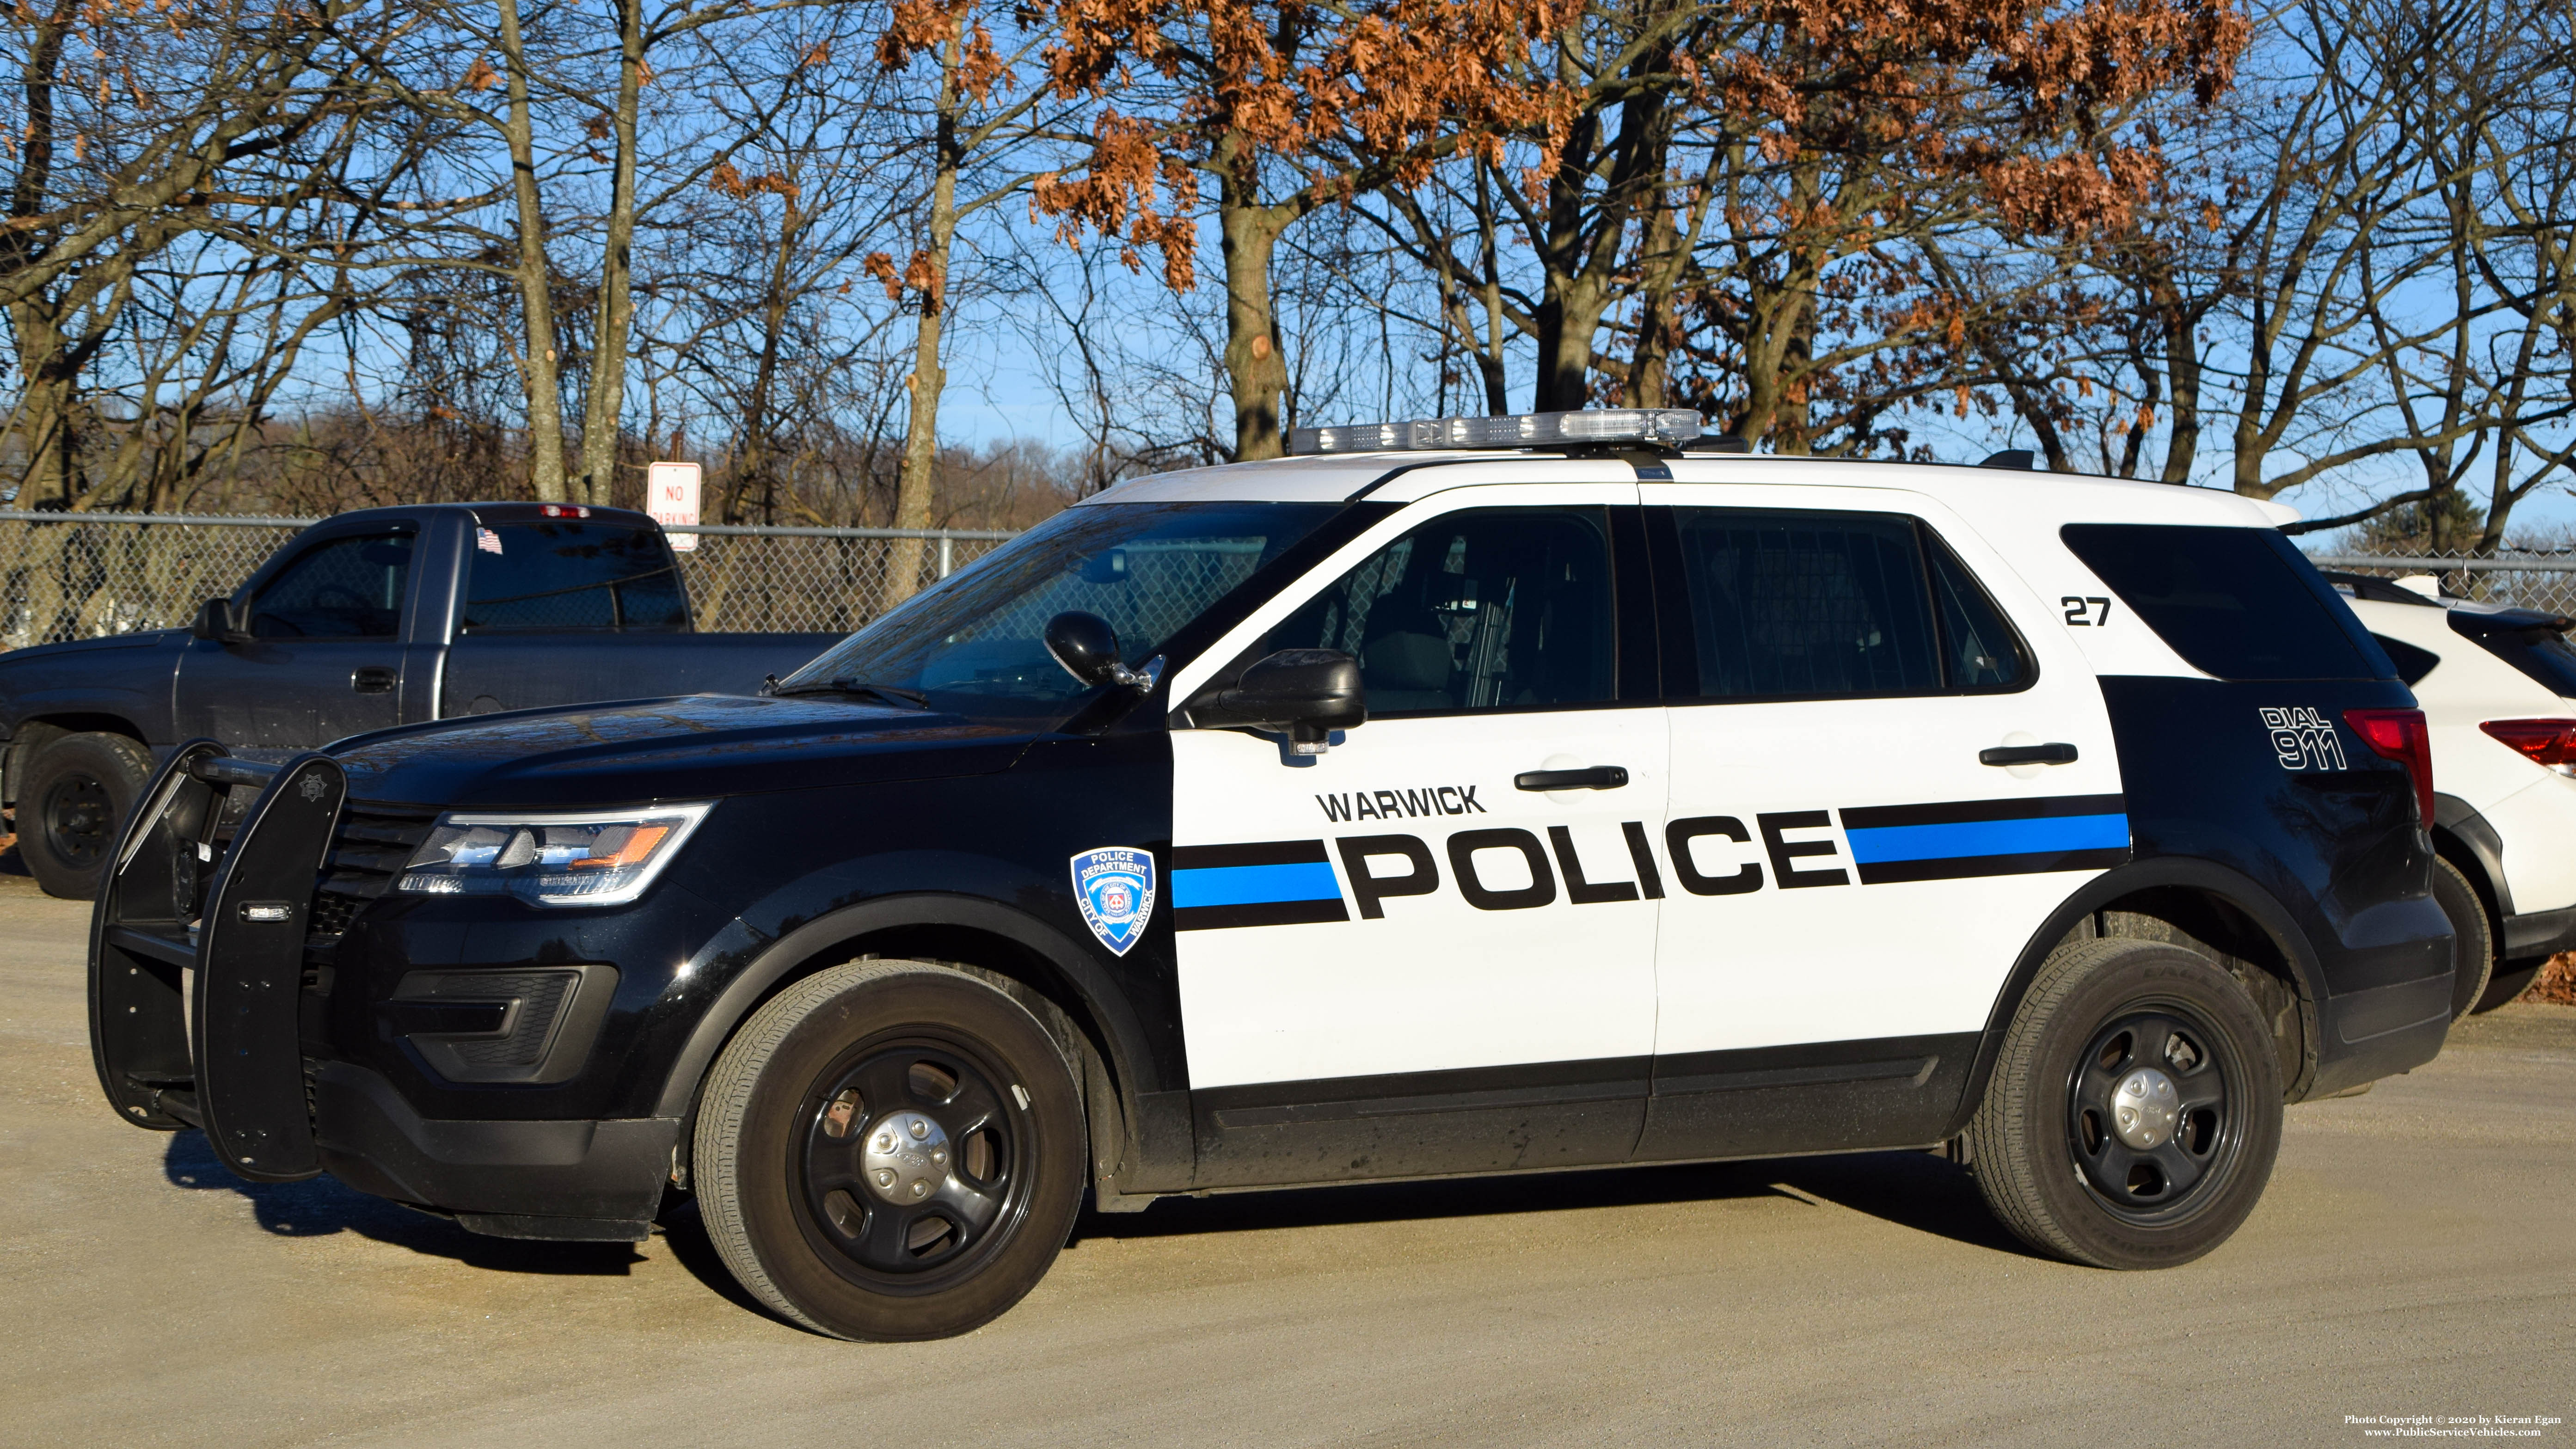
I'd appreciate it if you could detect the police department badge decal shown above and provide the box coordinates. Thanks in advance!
[1070,847,1155,956]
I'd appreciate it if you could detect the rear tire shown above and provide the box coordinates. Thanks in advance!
[693,959,1084,1340]
[1968,937,2282,1270]
[2430,856,2495,1019]
[17,732,150,900]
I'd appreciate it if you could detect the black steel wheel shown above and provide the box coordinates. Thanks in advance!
[18,731,149,900]
[694,959,1084,1340]
[2065,1008,2248,1221]
[796,1037,1029,1289]
[1968,936,2282,1269]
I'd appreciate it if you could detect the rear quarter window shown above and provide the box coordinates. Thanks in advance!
[2059,523,2392,682]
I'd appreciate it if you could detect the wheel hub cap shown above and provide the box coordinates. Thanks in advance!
[862,1111,951,1203]
[2111,1067,2181,1149]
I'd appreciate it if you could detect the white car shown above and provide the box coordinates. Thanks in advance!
[2330,572,2576,1014]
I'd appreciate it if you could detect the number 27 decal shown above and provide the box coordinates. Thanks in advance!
[2061,596,2114,626]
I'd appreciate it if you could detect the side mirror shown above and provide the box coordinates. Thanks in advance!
[1043,611,1159,690]
[1191,648,1366,754]
[191,597,251,645]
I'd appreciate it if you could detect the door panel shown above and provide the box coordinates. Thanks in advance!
[1640,485,2124,1154]
[175,531,416,753]
[1167,490,1665,1184]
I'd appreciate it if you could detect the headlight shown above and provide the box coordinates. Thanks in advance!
[397,803,713,907]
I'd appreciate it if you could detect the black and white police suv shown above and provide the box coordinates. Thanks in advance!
[89,409,2453,1340]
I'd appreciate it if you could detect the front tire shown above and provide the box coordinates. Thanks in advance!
[693,959,1085,1340]
[1967,937,2282,1270]
[18,731,150,900]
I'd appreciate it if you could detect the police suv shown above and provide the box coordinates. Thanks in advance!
[88,410,2454,1341]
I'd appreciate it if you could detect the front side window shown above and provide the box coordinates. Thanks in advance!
[462,521,689,632]
[780,502,1340,719]
[251,533,413,639]
[1262,506,1617,714]
[1669,508,2027,700]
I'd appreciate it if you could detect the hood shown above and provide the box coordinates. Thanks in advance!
[1,628,184,663]
[329,694,1037,808]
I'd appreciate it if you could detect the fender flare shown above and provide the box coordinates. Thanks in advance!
[2431,792,2510,919]
[649,892,1159,1170]
[1944,857,2329,1135]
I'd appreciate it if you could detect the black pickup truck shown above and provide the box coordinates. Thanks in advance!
[0,502,839,897]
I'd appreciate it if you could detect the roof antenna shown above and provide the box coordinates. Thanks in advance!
[1978,449,2036,470]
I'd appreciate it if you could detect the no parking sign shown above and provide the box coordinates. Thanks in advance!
[648,460,701,552]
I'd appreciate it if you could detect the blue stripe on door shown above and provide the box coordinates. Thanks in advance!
[1172,860,1344,909]
[1842,812,2130,865]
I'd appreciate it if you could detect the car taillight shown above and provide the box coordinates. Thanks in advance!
[2479,718,2576,768]
[2344,708,2435,824]
[538,503,590,518]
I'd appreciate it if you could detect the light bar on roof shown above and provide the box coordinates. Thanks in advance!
[1287,408,1702,456]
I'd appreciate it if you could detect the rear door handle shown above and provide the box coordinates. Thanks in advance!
[1978,742,2078,766]
[1515,765,1629,791]
[352,666,398,695]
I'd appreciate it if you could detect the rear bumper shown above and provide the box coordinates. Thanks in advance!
[2310,976,2450,1096]
[311,1061,676,1241]
[2304,893,2453,1099]
[2502,904,2576,964]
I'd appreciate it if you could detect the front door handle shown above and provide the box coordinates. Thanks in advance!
[352,666,398,695]
[1979,742,2078,767]
[1515,765,1629,791]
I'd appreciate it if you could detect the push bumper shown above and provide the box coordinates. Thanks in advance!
[88,740,668,1242]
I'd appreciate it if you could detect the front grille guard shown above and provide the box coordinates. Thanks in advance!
[88,739,346,1182]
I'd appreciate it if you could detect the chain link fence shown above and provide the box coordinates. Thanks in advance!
[2306,553,2576,617]
[0,510,1019,652]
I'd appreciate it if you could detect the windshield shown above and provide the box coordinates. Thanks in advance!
[780,501,1341,719]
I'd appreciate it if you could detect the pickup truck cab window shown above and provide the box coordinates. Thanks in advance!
[461,520,688,632]
[251,533,413,639]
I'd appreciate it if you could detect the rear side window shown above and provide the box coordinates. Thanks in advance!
[1667,508,2029,700]
[463,521,690,632]
[2059,524,2386,681]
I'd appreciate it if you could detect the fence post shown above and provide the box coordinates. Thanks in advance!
[937,534,954,580]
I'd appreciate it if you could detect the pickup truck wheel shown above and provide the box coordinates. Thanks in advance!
[693,959,1084,1341]
[1966,937,2282,1271]
[2430,856,2494,1020]
[18,732,150,900]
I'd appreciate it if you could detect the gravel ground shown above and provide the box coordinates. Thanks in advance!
[2,874,2569,1448]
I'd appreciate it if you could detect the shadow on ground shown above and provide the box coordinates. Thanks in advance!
[161,1130,643,1275]
[161,1127,2042,1307]
[1061,1147,2042,1262]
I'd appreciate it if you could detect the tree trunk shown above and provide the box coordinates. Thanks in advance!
[2153,272,2205,485]
[1216,136,1293,460]
[6,0,80,508]
[496,0,567,502]
[733,201,802,527]
[883,38,965,607]
[575,0,647,505]
[4,304,82,509]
